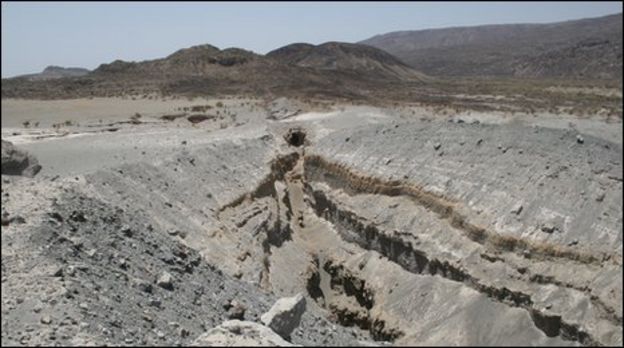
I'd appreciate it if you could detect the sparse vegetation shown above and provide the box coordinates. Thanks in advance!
[160,113,187,121]
[187,114,214,124]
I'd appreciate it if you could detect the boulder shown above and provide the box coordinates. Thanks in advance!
[260,293,306,339]
[1,140,42,177]
[191,320,295,346]
[226,299,247,320]
[156,271,174,290]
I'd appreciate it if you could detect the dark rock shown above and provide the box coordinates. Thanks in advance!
[52,266,64,277]
[149,298,162,308]
[12,215,26,224]
[69,211,87,222]
[121,225,133,237]
[261,293,306,339]
[540,223,558,234]
[1,140,42,177]
[227,300,247,320]
[157,271,174,290]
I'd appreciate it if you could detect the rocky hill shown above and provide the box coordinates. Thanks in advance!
[266,42,428,81]
[92,44,264,77]
[360,13,623,79]
[2,42,427,100]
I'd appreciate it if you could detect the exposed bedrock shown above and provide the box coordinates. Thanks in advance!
[5,121,619,346]
[293,121,622,346]
[192,320,298,346]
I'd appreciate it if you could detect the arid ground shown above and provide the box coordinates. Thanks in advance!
[2,89,622,346]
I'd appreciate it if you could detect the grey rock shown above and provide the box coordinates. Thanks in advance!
[11,215,26,224]
[1,140,42,177]
[157,271,174,290]
[120,224,133,237]
[540,223,558,234]
[149,298,162,308]
[191,320,295,346]
[227,300,247,320]
[261,293,306,339]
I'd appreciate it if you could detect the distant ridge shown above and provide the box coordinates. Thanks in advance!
[2,42,428,99]
[15,66,90,81]
[267,41,428,81]
[360,13,623,79]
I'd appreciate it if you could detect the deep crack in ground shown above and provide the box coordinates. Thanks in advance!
[214,131,619,345]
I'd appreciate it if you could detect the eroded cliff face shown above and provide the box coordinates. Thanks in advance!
[2,110,621,346]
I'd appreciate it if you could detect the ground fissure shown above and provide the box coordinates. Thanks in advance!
[213,144,619,346]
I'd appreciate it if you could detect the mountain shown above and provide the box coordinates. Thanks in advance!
[2,42,427,100]
[15,66,90,81]
[266,42,428,81]
[90,41,425,82]
[93,45,263,76]
[360,13,623,79]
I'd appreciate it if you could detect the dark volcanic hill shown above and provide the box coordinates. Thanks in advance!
[360,13,623,79]
[92,44,264,77]
[2,42,427,100]
[15,66,90,81]
[266,42,428,81]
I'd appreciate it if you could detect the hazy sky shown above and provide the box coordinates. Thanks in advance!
[2,1,622,77]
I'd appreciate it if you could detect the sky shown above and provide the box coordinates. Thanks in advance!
[2,1,622,78]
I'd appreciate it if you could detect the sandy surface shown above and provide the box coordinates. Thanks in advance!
[1,97,272,177]
[1,96,262,128]
[2,97,621,178]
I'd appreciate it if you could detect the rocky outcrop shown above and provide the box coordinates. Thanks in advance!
[191,320,296,346]
[261,293,307,339]
[1,140,41,177]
